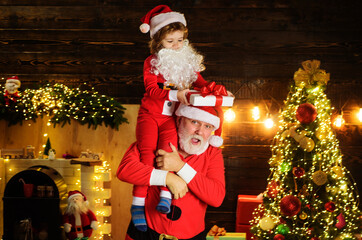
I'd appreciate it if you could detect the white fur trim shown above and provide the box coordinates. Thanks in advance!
[150,12,186,38]
[209,135,223,147]
[177,163,196,184]
[90,221,98,230]
[175,104,220,129]
[150,169,168,186]
[140,23,150,33]
[68,193,83,202]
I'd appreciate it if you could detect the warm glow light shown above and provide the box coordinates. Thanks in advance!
[252,106,260,120]
[358,108,362,122]
[224,108,236,122]
[264,117,274,129]
[333,115,345,128]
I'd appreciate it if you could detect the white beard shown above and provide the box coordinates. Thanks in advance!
[150,40,205,90]
[65,200,89,215]
[178,126,209,155]
[5,83,19,94]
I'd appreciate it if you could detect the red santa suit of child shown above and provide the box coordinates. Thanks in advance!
[63,190,98,240]
[134,54,208,198]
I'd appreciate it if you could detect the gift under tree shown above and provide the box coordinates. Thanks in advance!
[250,60,361,240]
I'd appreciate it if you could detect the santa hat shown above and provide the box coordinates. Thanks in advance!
[68,190,87,203]
[175,104,224,147]
[139,5,187,38]
[6,76,21,87]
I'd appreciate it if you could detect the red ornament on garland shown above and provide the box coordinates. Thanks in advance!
[274,234,285,240]
[267,180,280,199]
[293,167,305,178]
[324,201,336,212]
[296,103,317,124]
[280,195,301,216]
[335,213,346,229]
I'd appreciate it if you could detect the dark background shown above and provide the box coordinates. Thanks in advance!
[1,0,361,232]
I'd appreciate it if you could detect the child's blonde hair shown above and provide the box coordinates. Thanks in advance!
[149,22,188,54]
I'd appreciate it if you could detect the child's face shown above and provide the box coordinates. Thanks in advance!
[161,30,185,50]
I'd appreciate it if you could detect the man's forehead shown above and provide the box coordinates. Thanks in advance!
[184,117,215,127]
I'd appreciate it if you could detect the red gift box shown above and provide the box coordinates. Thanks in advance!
[235,195,263,240]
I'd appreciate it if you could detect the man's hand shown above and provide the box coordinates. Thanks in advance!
[177,89,190,105]
[156,143,185,172]
[166,172,188,199]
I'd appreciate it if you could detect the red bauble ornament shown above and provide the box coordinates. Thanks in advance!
[324,201,336,212]
[267,180,280,199]
[311,237,320,240]
[280,195,302,216]
[274,234,285,240]
[296,103,317,124]
[335,213,346,229]
[293,167,305,178]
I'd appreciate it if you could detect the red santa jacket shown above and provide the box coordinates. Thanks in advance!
[63,209,97,239]
[117,142,226,239]
[140,55,208,116]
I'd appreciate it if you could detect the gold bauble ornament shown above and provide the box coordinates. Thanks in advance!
[259,216,276,231]
[315,127,327,140]
[312,170,328,186]
[300,137,315,152]
[299,211,308,220]
[269,151,283,166]
[331,166,344,178]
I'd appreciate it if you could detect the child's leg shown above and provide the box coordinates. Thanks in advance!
[156,116,178,214]
[131,114,159,231]
[130,195,147,232]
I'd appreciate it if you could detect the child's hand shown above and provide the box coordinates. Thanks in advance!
[177,89,190,105]
[227,90,235,98]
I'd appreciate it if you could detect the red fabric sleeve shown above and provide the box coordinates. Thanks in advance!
[192,72,208,88]
[143,56,171,100]
[116,142,154,186]
[87,210,97,222]
[187,148,225,207]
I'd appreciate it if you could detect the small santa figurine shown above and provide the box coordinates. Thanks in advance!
[4,76,21,105]
[63,190,98,240]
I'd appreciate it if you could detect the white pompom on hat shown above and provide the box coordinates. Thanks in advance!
[68,190,87,203]
[140,5,187,38]
[175,104,224,147]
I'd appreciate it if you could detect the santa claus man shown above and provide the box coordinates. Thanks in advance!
[63,190,98,240]
[4,76,21,105]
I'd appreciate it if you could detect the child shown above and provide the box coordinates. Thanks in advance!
[132,5,229,232]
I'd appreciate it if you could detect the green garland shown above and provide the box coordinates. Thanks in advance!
[0,83,128,129]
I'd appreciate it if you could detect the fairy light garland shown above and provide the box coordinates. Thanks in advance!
[250,60,361,240]
[0,83,128,129]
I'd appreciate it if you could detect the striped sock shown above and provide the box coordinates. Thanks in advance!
[156,197,171,214]
[131,205,147,232]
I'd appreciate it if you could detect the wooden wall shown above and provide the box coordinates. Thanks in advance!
[1,0,361,237]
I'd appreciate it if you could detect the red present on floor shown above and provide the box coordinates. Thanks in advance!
[235,195,263,240]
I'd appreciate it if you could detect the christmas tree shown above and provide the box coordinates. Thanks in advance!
[250,60,361,240]
[43,137,52,156]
